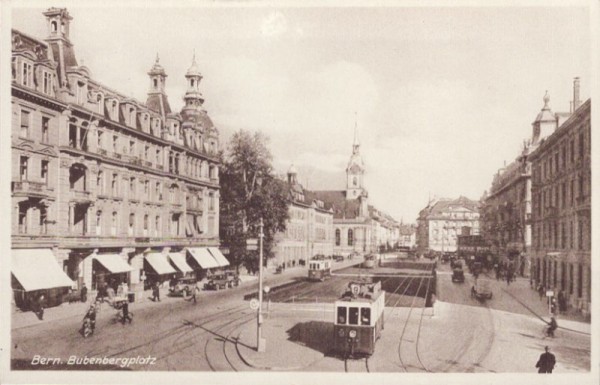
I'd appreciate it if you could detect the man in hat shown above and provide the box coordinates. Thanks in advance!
[535,346,556,373]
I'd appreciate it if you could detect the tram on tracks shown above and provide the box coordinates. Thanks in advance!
[308,259,332,281]
[333,281,385,357]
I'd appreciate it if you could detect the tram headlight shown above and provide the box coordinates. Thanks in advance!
[349,330,357,339]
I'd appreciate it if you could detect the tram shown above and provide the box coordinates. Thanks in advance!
[333,281,385,357]
[308,259,332,281]
[362,254,377,269]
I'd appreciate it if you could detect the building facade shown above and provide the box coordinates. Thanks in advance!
[480,85,580,277]
[11,8,222,304]
[313,131,399,256]
[416,196,480,255]
[271,166,334,268]
[529,98,591,314]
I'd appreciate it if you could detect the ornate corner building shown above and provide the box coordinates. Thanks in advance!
[11,8,222,305]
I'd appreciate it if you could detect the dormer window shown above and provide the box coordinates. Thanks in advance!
[42,71,53,96]
[107,99,118,120]
[153,78,158,88]
[76,81,86,105]
[51,20,58,33]
[21,61,33,87]
[129,106,136,126]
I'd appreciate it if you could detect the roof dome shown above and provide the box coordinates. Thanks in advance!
[186,52,202,78]
[148,54,166,76]
[533,91,555,123]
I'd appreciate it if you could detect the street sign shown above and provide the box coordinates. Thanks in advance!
[249,298,259,310]
[546,290,554,297]
[246,245,258,251]
[246,238,258,245]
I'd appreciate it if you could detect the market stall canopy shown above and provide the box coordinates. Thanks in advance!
[208,247,230,267]
[12,249,74,292]
[145,253,177,275]
[169,252,193,273]
[94,254,133,273]
[187,247,220,269]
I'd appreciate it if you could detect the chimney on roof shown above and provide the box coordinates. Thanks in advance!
[572,77,581,112]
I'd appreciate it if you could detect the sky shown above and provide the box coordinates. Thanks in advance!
[11,3,591,223]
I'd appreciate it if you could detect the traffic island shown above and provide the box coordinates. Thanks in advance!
[235,311,326,371]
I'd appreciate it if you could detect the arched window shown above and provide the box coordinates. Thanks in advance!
[143,214,149,235]
[153,78,158,88]
[348,229,354,246]
[335,229,341,246]
[51,21,57,33]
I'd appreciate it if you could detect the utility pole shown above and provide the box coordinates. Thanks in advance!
[256,217,266,352]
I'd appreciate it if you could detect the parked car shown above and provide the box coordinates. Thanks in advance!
[223,270,242,288]
[169,277,197,297]
[204,273,231,290]
[451,268,465,283]
[333,254,345,262]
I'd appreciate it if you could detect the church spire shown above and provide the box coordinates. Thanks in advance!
[352,112,360,155]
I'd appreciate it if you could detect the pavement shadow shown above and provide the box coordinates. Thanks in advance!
[286,321,333,354]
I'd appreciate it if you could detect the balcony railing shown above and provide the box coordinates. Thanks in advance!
[71,190,92,202]
[12,180,48,195]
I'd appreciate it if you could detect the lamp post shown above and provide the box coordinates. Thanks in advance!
[256,217,266,352]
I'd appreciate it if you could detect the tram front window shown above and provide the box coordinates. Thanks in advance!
[361,308,371,325]
[337,306,347,324]
[349,307,359,325]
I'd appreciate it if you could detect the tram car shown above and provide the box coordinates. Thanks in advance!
[362,254,377,269]
[308,259,332,281]
[333,281,385,357]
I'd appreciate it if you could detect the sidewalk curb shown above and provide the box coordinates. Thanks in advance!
[234,328,325,371]
[500,287,591,335]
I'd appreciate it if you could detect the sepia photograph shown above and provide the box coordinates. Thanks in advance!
[1,0,597,384]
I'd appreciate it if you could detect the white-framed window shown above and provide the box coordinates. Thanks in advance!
[42,71,53,95]
[76,81,86,105]
[128,213,135,236]
[21,61,33,87]
[97,130,104,149]
[111,211,118,236]
[41,159,49,184]
[20,156,28,181]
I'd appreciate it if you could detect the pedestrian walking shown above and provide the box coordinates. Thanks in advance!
[34,294,45,320]
[558,290,567,314]
[152,282,161,302]
[538,284,545,300]
[80,283,88,303]
[121,301,132,324]
[535,346,556,373]
[191,284,200,304]
[506,272,511,286]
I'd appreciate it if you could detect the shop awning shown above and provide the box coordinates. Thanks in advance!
[208,247,230,267]
[94,254,132,274]
[168,252,193,273]
[12,249,74,292]
[145,253,177,275]
[187,247,220,269]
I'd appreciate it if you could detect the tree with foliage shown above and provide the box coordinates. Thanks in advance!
[219,130,289,273]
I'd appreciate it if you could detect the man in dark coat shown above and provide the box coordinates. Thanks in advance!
[80,283,88,303]
[152,282,161,302]
[536,346,556,373]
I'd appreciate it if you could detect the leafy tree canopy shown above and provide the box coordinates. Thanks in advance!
[219,130,289,271]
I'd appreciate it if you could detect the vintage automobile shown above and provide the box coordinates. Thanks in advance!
[451,268,465,283]
[471,278,493,300]
[169,277,197,297]
[333,254,345,262]
[450,258,463,269]
[204,271,241,290]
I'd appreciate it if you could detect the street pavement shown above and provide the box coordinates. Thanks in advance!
[10,254,590,373]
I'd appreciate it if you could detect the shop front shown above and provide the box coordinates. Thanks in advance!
[186,247,220,280]
[143,252,177,289]
[92,254,132,293]
[168,252,194,278]
[11,249,74,309]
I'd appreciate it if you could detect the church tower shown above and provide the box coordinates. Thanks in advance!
[346,120,365,200]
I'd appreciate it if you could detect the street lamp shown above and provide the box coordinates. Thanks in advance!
[256,217,266,352]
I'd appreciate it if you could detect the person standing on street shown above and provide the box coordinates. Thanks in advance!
[538,284,545,300]
[121,301,132,324]
[191,283,200,304]
[535,346,556,373]
[80,283,88,303]
[152,281,161,302]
